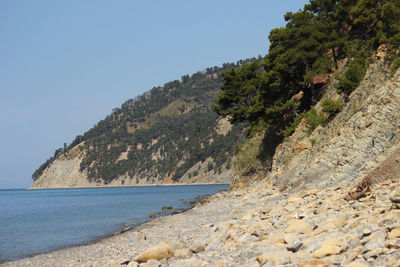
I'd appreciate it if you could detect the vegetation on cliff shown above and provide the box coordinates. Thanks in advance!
[216,0,400,134]
[33,0,400,186]
[215,0,400,178]
[33,62,250,184]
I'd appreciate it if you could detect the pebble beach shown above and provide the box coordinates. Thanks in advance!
[4,178,400,267]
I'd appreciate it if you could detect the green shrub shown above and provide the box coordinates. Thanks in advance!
[390,57,400,75]
[281,112,307,139]
[207,162,214,172]
[321,99,345,115]
[281,107,327,139]
[305,108,327,132]
[226,159,231,170]
[336,57,367,95]
[233,133,263,176]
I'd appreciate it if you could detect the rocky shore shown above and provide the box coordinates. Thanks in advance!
[5,177,400,267]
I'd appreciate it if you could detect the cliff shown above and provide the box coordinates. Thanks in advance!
[267,48,400,192]
[31,153,234,189]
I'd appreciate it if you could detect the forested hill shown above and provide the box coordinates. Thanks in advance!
[32,61,252,186]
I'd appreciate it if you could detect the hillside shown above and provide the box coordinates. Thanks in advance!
[32,0,400,192]
[31,62,250,188]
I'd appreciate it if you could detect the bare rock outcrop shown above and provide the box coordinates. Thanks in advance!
[31,155,232,188]
[271,57,400,191]
[30,157,95,188]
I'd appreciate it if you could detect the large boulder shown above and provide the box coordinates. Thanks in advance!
[313,238,342,258]
[285,220,313,234]
[136,242,174,263]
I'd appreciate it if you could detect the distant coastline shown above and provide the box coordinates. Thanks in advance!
[27,182,229,190]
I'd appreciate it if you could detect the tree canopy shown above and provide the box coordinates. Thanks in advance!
[215,0,400,136]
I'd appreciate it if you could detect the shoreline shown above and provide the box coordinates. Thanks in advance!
[4,179,400,266]
[2,187,225,265]
[27,182,229,190]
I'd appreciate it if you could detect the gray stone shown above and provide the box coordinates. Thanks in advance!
[170,240,188,250]
[256,250,291,266]
[362,228,372,236]
[140,259,161,267]
[145,259,161,267]
[190,243,205,253]
[363,239,386,252]
[363,248,383,260]
[347,234,361,249]
[286,240,303,252]
[116,258,131,265]
[389,192,400,203]
[174,248,193,257]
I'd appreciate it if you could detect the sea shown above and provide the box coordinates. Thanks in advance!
[0,184,228,263]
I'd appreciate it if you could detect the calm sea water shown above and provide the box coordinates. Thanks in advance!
[0,184,228,263]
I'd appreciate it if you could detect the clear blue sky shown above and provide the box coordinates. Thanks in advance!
[0,0,309,188]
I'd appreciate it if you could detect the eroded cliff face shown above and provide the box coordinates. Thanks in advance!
[30,157,94,188]
[31,152,232,189]
[269,53,400,191]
